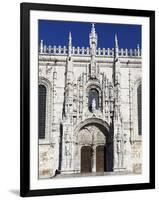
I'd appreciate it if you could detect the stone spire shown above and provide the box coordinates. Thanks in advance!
[40,40,43,53]
[66,31,73,76]
[115,34,119,58]
[89,23,98,79]
[113,34,121,86]
[61,32,74,173]
[68,32,72,57]
[113,33,125,171]
[89,23,97,56]
[113,33,121,111]
[63,32,74,121]
[137,44,140,56]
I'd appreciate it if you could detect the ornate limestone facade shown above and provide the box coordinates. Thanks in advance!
[38,24,142,178]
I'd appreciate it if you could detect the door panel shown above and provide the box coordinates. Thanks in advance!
[96,146,106,172]
[81,146,92,173]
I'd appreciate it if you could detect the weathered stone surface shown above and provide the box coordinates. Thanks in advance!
[38,24,142,179]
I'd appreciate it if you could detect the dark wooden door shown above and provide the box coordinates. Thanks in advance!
[96,146,106,172]
[81,146,92,173]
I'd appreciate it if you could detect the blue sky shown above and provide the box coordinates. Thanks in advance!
[39,20,141,49]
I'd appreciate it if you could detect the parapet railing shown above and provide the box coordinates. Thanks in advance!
[39,45,141,57]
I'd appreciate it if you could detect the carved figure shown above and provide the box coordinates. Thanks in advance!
[92,98,96,111]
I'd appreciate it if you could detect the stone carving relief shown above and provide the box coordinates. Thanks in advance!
[46,64,52,74]
[78,125,106,145]
[92,98,96,112]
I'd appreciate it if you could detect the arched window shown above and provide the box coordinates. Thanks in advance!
[137,84,142,135]
[88,89,99,112]
[39,85,46,139]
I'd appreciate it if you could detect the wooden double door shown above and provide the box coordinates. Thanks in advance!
[81,146,106,173]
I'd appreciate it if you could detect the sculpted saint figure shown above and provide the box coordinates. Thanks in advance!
[92,98,96,112]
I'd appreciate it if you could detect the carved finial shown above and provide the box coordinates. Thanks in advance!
[68,32,72,57]
[89,23,98,78]
[137,44,140,56]
[114,34,119,58]
[89,23,97,46]
[69,32,72,46]
[40,40,43,53]
[91,23,96,35]
[115,34,119,49]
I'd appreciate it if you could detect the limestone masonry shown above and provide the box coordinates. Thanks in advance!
[38,24,142,178]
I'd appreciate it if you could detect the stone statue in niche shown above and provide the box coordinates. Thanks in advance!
[117,139,121,153]
[65,142,72,168]
[116,130,123,168]
[65,141,71,156]
[46,64,52,74]
[92,98,96,112]
[64,131,72,168]
[73,100,76,111]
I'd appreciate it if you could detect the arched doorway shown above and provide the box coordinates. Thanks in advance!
[76,121,113,173]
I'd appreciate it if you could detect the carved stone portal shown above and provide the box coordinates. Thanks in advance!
[78,124,113,173]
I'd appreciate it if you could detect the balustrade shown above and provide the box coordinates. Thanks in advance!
[39,43,141,57]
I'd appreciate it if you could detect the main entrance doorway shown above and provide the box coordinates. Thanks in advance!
[77,121,113,173]
[81,146,92,173]
[80,145,107,173]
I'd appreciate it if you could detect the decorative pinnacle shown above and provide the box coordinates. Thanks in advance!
[114,33,119,59]
[40,40,44,53]
[68,32,72,57]
[91,23,96,36]
[89,23,97,48]
[115,33,119,49]
[68,32,72,46]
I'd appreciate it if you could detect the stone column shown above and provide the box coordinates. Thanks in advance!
[60,123,74,174]
[92,145,96,172]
